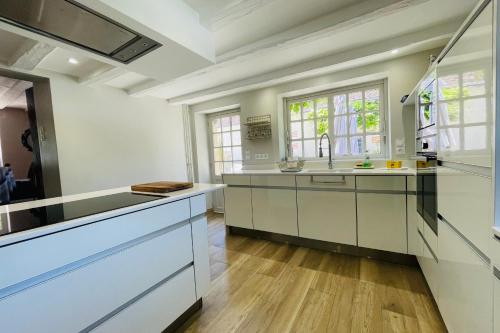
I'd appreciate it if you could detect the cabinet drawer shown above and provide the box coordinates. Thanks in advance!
[297,190,356,245]
[494,271,500,333]
[224,187,253,229]
[0,200,190,291]
[423,221,438,255]
[407,194,422,256]
[357,193,407,253]
[438,218,492,333]
[296,175,355,190]
[0,224,194,333]
[407,176,416,192]
[92,266,196,333]
[356,176,406,191]
[437,166,492,257]
[252,188,298,236]
[223,175,250,186]
[420,239,439,300]
[251,175,295,187]
[190,194,207,217]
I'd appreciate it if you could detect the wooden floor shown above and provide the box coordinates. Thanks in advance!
[177,213,446,333]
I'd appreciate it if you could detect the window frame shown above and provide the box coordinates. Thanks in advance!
[207,110,243,178]
[284,81,387,160]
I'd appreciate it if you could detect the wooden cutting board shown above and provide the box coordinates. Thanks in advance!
[131,181,193,193]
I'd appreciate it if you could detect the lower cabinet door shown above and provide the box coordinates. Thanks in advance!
[438,219,492,333]
[224,187,253,229]
[297,190,356,245]
[252,188,298,236]
[419,239,439,300]
[92,266,197,333]
[357,193,407,253]
[407,194,421,256]
[495,272,500,333]
[0,225,193,333]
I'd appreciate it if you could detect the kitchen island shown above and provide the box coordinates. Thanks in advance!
[0,183,224,333]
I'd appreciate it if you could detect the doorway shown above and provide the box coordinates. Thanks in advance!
[207,110,242,212]
[0,70,61,205]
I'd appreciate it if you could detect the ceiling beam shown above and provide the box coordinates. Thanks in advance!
[78,67,128,86]
[128,0,431,97]
[166,20,457,105]
[0,80,33,109]
[208,0,280,31]
[8,40,55,71]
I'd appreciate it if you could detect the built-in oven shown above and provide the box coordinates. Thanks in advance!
[416,152,437,235]
[415,73,438,235]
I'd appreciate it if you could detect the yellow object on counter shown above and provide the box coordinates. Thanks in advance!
[386,160,402,169]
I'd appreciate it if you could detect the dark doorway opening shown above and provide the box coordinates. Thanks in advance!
[0,70,61,205]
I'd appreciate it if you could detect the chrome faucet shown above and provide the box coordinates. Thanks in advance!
[319,133,333,169]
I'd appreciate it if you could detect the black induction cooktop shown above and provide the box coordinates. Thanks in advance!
[0,192,165,238]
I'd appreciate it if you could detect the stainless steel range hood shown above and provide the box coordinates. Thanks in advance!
[0,0,161,63]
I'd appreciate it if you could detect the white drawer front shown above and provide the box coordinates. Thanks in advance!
[437,166,492,257]
[92,267,196,333]
[224,187,253,229]
[357,193,407,253]
[252,188,298,236]
[356,176,406,191]
[297,190,356,245]
[223,175,250,186]
[190,194,207,217]
[438,219,492,333]
[251,175,295,187]
[191,216,210,298]
[494,271,500,333]
[0,224,193,333]
[0,200,190,291]
[296,175,355,190]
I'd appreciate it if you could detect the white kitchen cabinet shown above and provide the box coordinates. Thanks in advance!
[191,216,210,299]
[418,231,439,300]
[223,175,253,229]
[437,219,492,333]
[407,193,421,256]
[357,176,407,253]
[92,267,197,333]
[297,175,356,245]
[252,188,298,236]
[251,175,298,236]
[357,193,407,253]
[437,166,492,258]
[0,225,194,333]
[494,270,500,333]
[223,187,253,229]
[297,191,356,245]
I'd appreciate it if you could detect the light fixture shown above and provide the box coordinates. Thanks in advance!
[68,57,79,65]
[391,49,399,54]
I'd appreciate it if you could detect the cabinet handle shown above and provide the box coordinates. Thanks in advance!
[310,175,346,184]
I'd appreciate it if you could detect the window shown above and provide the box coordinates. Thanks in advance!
[209,112,243,176]
[286,82,386,159]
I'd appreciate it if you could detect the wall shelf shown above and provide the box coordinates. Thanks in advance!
[244,115,271,140]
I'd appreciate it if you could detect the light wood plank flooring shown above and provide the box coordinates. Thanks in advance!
[177,213,446,333]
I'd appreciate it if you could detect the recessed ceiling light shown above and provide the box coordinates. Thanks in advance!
[68,57,79,65]
[391,49,399,54]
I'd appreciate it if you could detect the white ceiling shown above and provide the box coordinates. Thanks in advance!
[0,76,32,110]
[0,0,479,105]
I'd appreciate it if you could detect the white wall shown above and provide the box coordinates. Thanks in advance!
[48,73,187,195]
[193,112,212,208]
[190,49,441,167]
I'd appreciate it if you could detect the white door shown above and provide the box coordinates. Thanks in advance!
[208,111,243,212]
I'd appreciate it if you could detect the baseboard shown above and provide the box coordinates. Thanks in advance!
[228,226,418,266]
[163,298,202,333]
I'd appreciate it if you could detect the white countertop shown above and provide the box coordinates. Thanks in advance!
[0,183,225,247]
[223,168,416,176]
